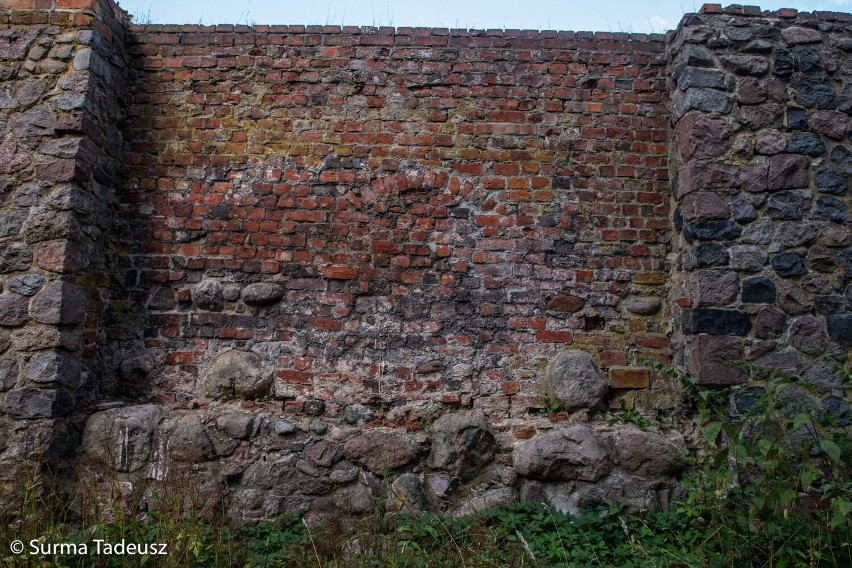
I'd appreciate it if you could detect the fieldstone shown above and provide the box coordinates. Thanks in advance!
[547,294,584,313]
[304,440,339,467]
[839,82,852,112]
[25,349,80,388]
[304,399,325,416]
[787,132,826,156]
[773,48,795,77]
[344,430,418,475]
[10,105,54,138]
[686,335,747,384]
[36,241,80,274]
[681,192,731,221]
[740,164,768,192]
[427,410,496,480]
[11,325,80,352]
[821,397,851,427]
[274,420,296,435]
[453,488,518,518]
[785,106,808,130]
[776,222,818,247]
[789,316,828,353]
[768,154,809,189]
[22,211,81,245]
[819,223,851,247]
[815,295,844,315]
[755,306,787,339]
[675,67,727,91]
[826,314,852,346]
[687,270,739,307]
[682,308,751,336]
[738,76,767,104]
[344,404,375,425]
[795,76,836,110]
[545,350,608,412]
[117,353,155,383]
[624,296,661,315]
[200,350,272,400]
[810,111,847,140]
[840,249,852,275]
[0,28,38,60]
[795,48,822,73]
[767,191,807,220]
[677,45,714,67]
[29,281,87,325]
[687,242,730,268]
[0,353,18,390]
[678,162,738,197]
[675,112,730,160]
[216,413,255,440]
[743,220,773,245]
[330,464,359,484]
[813,196,846,221]
[168,415,215,463]
[426,474,452,499]
[0,296,29,326]
[0,212,23,238]
[742,276,776,303]
[740,102,784,129]
[3,387,73,419]
[772,252,808,277]
[815,170,847,194]
[614,427,685,476]
[512,425,611,482]
[673,89,732,122]
[807,246,837,273]
[802,274,834,295]
[82,405,161,472]
[755,129,786,154]
[6,274,44,296]
[330,482,377,514]
[830,146,852,174]
[416,360,444,374]
[781,26,822,45]
[683,220,742,242]
[724,55,768,75]
[756,349,801,374]
[193,279,224,311]
[386,473,427,514]
[744,39,772,53]
[0,243,33,273]
[730,195,757,222]
[730,246,767,271]
[777,281,813,315]
[242,282,285,306]
[803,360,843,389]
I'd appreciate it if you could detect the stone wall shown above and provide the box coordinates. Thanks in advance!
[668,5,852,395]
[0,0,126,469]
[0,1,849,520]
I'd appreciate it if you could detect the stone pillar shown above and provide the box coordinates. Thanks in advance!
[0,0,127,468]
[668,4,851,387]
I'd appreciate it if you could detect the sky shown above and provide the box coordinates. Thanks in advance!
[115,0,852,32]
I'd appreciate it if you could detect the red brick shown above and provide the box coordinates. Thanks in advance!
[609,367,650,389]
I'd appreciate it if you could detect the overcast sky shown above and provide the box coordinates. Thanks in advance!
[116,0,852,32]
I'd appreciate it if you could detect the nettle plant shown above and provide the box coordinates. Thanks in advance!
[657,358,851,564]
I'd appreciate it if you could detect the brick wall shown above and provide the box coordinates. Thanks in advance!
[110,25,672,420]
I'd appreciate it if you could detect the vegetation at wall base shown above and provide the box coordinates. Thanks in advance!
[1,362,849,567]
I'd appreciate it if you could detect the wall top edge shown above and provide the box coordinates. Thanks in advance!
[700,3,852,22]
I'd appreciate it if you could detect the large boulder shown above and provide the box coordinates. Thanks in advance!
[200,350,272,400]
[512,425,612,482]
[545,350,608,412]
[167,414,215,463]
[427,410,496,480]
[613,426,686,477]
[81,405,161,472]
[343,430,418,475]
